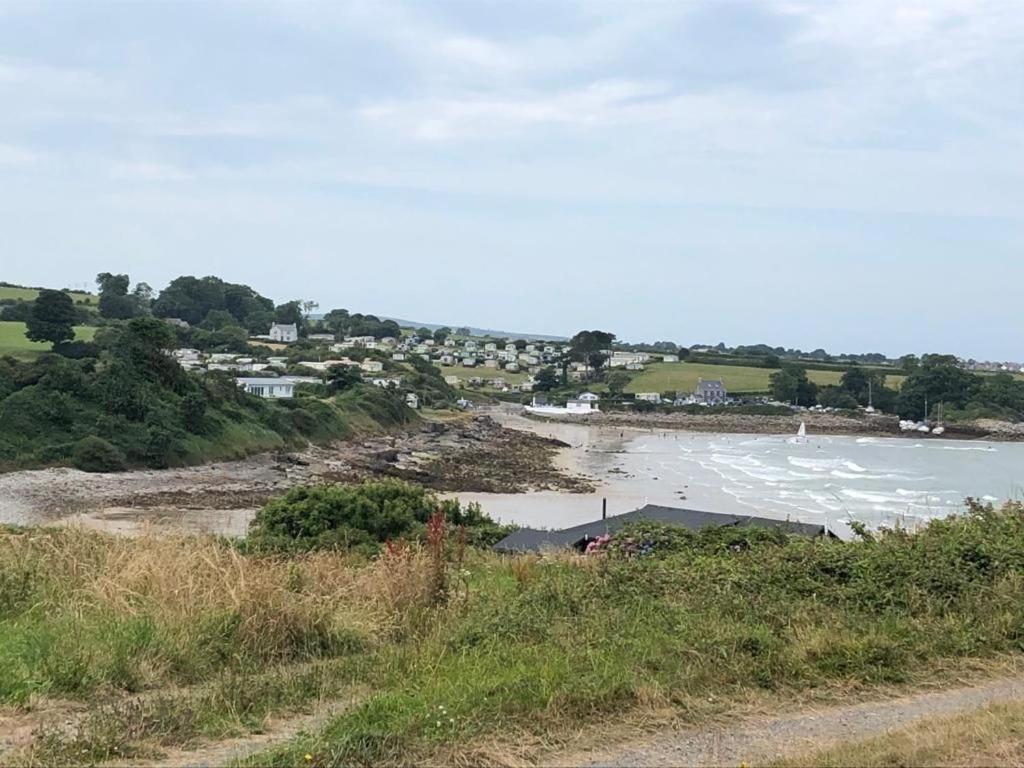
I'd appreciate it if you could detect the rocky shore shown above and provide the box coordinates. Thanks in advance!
[0,416,591,533]
[523,409,1024,441]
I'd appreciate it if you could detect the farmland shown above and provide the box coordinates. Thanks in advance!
[0,321,97,358]
[0,285,96,305]
[625,362,906,395]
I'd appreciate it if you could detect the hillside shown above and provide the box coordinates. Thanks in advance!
[0,318,414,472]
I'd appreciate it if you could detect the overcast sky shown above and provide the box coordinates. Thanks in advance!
[1,1,1022,358]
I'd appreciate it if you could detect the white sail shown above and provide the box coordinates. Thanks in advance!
[797,422,807,439]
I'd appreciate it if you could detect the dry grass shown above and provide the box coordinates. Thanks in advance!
[773,699,1024,767]
[0,528,445,704]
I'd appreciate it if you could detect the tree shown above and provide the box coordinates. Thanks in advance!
[455,326,471,337]
[274,301,305,333]
[899,354,920,374]
[301,300,319,317]
[896,354,981,420]
[569,330,616,381]
[606,370,631,396]
[817,386,859,410]
[769,365,818,406]
[415,327,433,340]
[433,327,451,345]
[26,289,76,346]
[327,364,361,394]
[96,272,140,320]
[534,366,558,392]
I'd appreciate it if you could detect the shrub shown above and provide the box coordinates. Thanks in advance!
[72,436,127,473]
[248,479,508,552]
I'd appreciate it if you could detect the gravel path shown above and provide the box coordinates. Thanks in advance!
[566,676,1024,767]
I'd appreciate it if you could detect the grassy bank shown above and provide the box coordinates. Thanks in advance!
[0,321,96,359]
[3,501,1024,765]
[626,362,854,395]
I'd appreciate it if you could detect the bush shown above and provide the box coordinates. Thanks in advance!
[72,437,127,473]
[248,479,508,552]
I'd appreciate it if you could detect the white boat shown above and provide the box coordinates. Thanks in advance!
[932,425,946,436]
[797,422,807,439]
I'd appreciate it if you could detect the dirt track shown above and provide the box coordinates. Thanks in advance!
[559,675,1024,767]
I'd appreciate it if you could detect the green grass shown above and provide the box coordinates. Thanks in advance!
[625,362,905,395]
[438,365,529,386]
[0,285,97,305]
[6,502,1024,765]
[0,321,96,358]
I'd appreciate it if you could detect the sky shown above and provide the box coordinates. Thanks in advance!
[1,0,1022,360]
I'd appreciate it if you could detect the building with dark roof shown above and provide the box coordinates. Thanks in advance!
[694,378,727,404]
[493,504,829,553]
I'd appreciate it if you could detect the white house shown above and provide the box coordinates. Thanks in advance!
[444,375,461,386]
[237,377,295,399]
[662,354,679,363]
[392,352,406,361]
[269,323,298,343]
[405,392,419,409]
[461,357,477,367]
[566,398,598,413]
[360,360,384,373]
[308,333,334,342]
[371,377,402,388]
[636,392,662,403]
[577,392,600,403]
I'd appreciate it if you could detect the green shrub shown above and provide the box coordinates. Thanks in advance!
[247,479,510,552]
[71,436,127,473]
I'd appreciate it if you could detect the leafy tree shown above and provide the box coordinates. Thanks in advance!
[415,327,433,340]
[899,354,920,374]
[606,370,631,396]
[769,365,818,406]
[96,272,141,320]
[26,289,76,346]
[455,327,471,337]
[274,300,304,328]
[326,364,362,394]
[896,354,981,420]
[153,275,273,327]
[534,366,558,392]
[433,327,451,344]
[569,330,616,381]
[817,386,859,410]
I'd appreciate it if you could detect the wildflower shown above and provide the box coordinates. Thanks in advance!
[436,720,441,727]
[304,754,313,762]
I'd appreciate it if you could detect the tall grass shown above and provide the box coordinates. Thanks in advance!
[0,528,438,707]
[3,502,1024,766]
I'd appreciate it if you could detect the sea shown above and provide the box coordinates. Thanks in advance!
[456,425,1024,533]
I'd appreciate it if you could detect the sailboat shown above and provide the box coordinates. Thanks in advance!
[795,422,807,442]
[932,402,946,436]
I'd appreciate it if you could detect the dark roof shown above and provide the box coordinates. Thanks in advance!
[493,504,827,553]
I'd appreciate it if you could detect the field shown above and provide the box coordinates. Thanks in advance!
[0,321,97,358]
[438,364,529,386]
[2,502,1022,766]
[625,362,905,395]
[0,285,97,305]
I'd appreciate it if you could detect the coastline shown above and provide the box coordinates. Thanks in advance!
[514,408,1024,442]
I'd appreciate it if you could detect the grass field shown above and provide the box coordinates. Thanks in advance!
[625,362,905,395]
[6,502,1023,766]
[0,285,96,305]
[438,365,529,386]
[0,321,97,358]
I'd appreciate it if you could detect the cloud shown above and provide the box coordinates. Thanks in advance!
[360,79,675,140]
